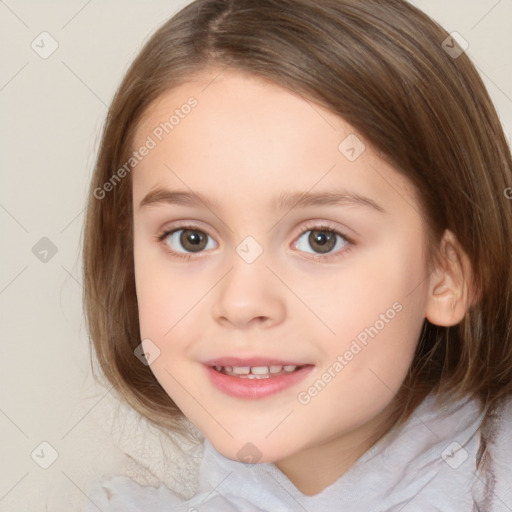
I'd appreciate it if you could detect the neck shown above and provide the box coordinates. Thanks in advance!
[274,404,395,496]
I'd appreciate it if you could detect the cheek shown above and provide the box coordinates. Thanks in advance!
[134,237,188,341]
[134,252,194,401]
[299,234,428,401]
[302,231,427,336]
[301,308,423,440]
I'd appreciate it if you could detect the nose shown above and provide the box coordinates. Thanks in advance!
[211,254,287,330]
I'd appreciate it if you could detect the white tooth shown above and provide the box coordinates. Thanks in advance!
[214,365,222,372]
[231,366,250,375]
[283,365,297,372]
[269,365,283,374]
[224,366,233,372]
[250,366,270,375]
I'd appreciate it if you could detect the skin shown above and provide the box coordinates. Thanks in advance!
[131,67,471,495]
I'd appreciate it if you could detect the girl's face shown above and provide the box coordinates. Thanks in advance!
[131,68,432,482]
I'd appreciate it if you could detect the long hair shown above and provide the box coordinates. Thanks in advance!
[83,0,512,452]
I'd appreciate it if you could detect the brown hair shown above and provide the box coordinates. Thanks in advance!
[83,0,512,455]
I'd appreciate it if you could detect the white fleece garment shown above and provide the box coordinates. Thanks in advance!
[82,393,512,512]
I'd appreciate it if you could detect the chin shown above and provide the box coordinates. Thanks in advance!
[207,434,297,465]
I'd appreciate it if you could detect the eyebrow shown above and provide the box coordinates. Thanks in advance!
[138,187,387,214]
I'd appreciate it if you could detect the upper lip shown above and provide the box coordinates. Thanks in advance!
[203,357,311,367]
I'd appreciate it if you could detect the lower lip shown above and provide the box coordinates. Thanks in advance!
[204,365,314,399]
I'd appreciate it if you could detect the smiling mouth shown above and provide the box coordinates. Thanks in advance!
[211,364,308,379]
[205,362,314,399]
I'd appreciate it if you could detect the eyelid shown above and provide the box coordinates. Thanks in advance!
[292,220,356,244]
[158,220,219,241]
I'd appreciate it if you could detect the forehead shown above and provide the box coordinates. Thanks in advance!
[133,67,345,152]
[131,68,419,216]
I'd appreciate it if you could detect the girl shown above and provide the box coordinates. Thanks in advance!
[81,0,512,510]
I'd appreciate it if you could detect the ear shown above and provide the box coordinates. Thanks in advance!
[424,230,474,327]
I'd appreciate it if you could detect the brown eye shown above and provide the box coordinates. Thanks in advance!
[162,227,215,254]
[179,229,208,252]
[295,228,349,256]
[308,230,337,254]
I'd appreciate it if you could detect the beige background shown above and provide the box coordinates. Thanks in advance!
[1,0,511,510]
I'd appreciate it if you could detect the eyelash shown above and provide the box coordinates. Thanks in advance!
[156,222,355,262]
